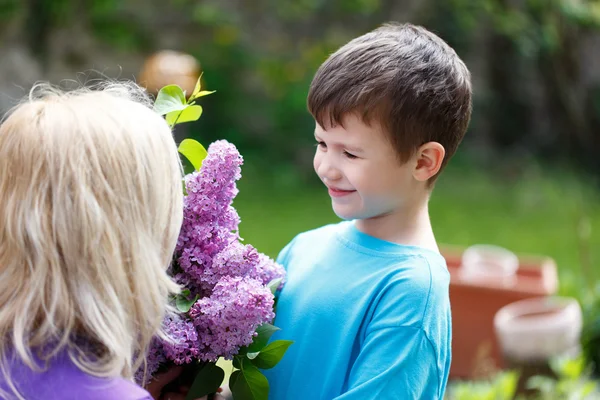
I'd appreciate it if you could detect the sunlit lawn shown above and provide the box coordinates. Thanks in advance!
[233,160,600,298]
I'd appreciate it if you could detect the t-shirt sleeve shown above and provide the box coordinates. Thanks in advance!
[332,326,443,400]
[275,235,298,267]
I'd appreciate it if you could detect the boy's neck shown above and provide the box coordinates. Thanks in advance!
[354,200,438,252]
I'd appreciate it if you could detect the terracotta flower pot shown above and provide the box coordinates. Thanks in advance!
[442,244,559,380]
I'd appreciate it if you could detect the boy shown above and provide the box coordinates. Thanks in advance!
[263,22,471,399]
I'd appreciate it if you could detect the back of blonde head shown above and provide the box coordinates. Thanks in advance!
[0,81,183,397]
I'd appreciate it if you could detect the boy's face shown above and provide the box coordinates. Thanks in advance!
[313,114,420,221]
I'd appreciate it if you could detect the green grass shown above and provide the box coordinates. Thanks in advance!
[232,160,600,299]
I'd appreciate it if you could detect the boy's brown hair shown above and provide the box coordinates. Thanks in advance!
[308,22,472,180]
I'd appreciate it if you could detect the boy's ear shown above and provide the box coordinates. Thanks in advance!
[413,142,445,182]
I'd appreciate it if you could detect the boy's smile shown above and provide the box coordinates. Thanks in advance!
[327,186,356,198]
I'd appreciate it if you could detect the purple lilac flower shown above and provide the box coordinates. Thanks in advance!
[196,241,260,287]
[176,215,238,274]
[189,276,275,361]
[221,205,241,231]
[180,140,242,226]
[176,228,236,294]
[251,253,286,289]
[176,141,244,289]
[135,337,165,385]
[172,271,202,297]
[161,314,200,365]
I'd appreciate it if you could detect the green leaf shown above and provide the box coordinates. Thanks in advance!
[178,139,208,171]
[247,352,260,360]
[166,105,203,127]
[562,357,585,379]
[193,90,216,99]
[189,74,216,101]
[176,292,199,313]
[527,376,555,394]
[250,340,293,370]
[496,370,518,398]
[190,72,204,100]
[153,85,187,116]
[186,362,225,400]
[581,380,598,396]
[232,356,242,369]
[229,370,241,391]
[267,278,282,295]
[230,359,269,400]
[191,76,203,99]
[246,324,280,353]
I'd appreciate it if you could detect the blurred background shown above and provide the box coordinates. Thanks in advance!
[1,0,599,396]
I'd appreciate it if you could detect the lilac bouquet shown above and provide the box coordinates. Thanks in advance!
[137,78,291,400]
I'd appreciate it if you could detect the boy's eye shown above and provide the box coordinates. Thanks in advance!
[344,151,357,159]
[316,141,327,149]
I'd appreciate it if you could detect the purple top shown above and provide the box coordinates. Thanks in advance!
[0,351,152,400]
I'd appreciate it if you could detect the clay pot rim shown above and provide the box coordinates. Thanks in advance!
[461,244,519,278]
[494,296,582,333]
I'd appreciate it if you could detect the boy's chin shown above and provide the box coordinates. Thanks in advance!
[332,205,385,222]
[332,206,359,221]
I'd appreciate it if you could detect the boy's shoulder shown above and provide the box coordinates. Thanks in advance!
[368,251,451,334]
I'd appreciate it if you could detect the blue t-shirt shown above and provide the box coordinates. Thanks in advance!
[264,221,452,400]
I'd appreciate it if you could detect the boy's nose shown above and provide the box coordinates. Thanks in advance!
[316,157,342,181]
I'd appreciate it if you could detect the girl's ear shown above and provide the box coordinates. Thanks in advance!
[413,142,445,182]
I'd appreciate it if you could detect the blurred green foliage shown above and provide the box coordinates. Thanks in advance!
[189,0,600,175]
[429,0,600,54]
[447,370,519,400]
[6,0,600,172]
[582,288,600,378]
[527,355,599,399]
[446,354,599,399]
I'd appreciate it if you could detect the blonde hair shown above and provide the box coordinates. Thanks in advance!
[0,81,183,398]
